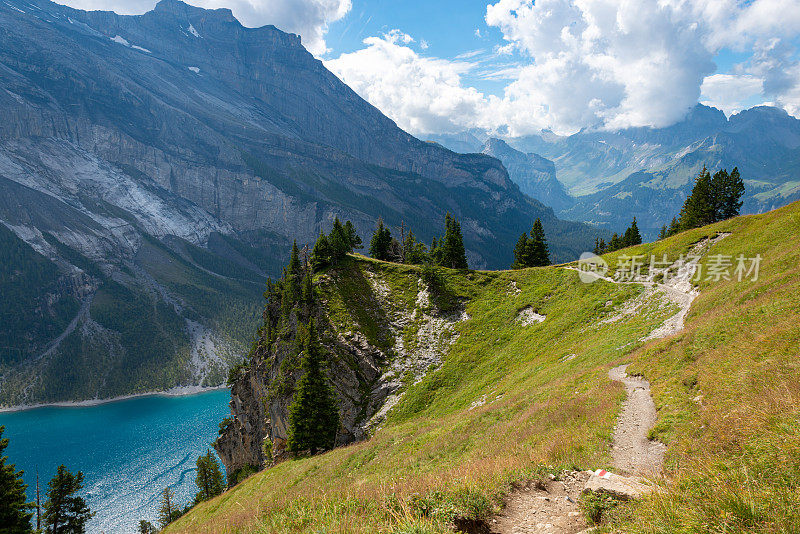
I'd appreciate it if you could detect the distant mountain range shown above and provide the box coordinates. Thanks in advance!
[429,104,800,238]
[0,0,601,404]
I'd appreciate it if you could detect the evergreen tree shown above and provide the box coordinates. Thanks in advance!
[0,426,33,534]
[623,217,642,247]
[343,221,362,250]
[42,466,93,534]
[287,240,302,279]
[511,233,530,269]
[156,487,179,528]
[301,268,314,308]
[720,167,745,220]
[328,218,351,263]
[311,231,332,272]
[287,321,340,456]
[137,520,157,534]
[528,218,550,267]
[438,213,468,269]
[368,218,393,261]
[402,232,428,264]
[677,166,715,231]
[194,450,224,504]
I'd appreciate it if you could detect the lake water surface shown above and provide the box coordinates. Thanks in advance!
[0,389,230,533]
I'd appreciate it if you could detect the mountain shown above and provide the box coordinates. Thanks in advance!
[173,200,800,533]
[481,138,574,212]
[0,0,601,405]
[436,104,800,238]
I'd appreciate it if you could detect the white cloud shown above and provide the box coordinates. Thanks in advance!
[57,0,351,55]
[325,0,800,137]
[483,0,718,133]
[324,32,490,135]
[701,74,764,115]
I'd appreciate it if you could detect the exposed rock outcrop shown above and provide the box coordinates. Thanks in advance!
[215,259,467,481]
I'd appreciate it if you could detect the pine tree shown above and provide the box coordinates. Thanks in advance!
[311,231,332,272]
[328,218,351,263]
[677,166,715,231]
[720,167,745,220]
[511,233,530,269]
[438,213,468,269]
[194,450,224,504]
[343,220,362,250]
[369,218,393,261]
[42,465,93,534]
[0,426,33,534]
[287,321,340,456]
[528,218,550,266]
[624,217,642,247]
[402,232,428,264]
[658,225,667,240]
[282,241,302,315]
[137,520,157,534]
[156,487,178,528]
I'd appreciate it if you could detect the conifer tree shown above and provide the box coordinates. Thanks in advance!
[623,217,642,247]
[328,218,351,263]
[287,321,340,456]
[42,465,93,534]
[156,487,178,528]
[438,213,468,269]
[138,520,157,534]
[0,426,33,533]
[343,220,362,250]
[511,233,530,269]
[528,218,550,267]
[402,232,428,264]
[311,231,332,271]
[368,218,393,261]
[720,166,745,220]
[194,450,224,504]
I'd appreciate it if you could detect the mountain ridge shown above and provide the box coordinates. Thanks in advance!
[0,0,602,406]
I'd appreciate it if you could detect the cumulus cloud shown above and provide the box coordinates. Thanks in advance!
[325,0,800,136]
[483,0,720,134]
[701,74,764,115]
[57,0,350,54]
[324,32,490,134]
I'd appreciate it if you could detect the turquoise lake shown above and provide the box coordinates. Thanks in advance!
[0,389,231,533]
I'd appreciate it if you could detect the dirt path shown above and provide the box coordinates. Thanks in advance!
[491,235,732,533]
[489,473,590,534]
[608,364,666,475]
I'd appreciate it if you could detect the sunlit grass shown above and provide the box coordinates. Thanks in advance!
[169,201,800,533]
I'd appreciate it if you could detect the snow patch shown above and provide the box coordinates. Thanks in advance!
[111,35,129,46]
[187,23,201,37]
[187,66,200,73]
[131,45,151,53]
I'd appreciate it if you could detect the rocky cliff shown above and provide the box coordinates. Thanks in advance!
[215,257,467,480]
[0,0,601,405]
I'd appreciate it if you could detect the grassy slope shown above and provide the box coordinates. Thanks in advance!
[170,201,800,533]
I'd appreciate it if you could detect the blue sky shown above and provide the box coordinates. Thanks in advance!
[59,0,800,136]
[324,0,517,97]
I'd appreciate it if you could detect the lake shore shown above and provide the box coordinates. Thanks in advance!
[0,384,229,413]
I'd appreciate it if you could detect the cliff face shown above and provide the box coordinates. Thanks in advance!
[0,0,600,404]
[215,258,467,480]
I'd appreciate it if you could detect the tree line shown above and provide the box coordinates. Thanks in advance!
[660,166,744,239]
[365,212,468,269]
[593,218,642,255]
